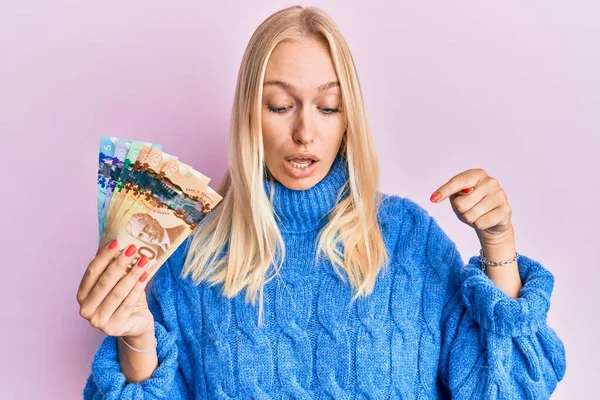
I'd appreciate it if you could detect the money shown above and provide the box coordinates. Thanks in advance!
[99,138,131,234]
[101,145,174,246]
[103,141,143,240]
[153,158,211,222]
[144,158,222,278]
[102,147,179,245]
[97,136,117,238]
[96,138,222,282]
[103,141,154,243]
[113,194,190,270]
[100,144,154,247]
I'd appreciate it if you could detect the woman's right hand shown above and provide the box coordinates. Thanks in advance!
[77,239,155,339]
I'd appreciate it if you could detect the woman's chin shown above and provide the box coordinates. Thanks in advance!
[279,177,318,191]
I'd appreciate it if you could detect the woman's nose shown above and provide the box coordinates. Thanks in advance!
[292,110,316,145]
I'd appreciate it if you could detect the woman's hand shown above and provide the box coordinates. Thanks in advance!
[429,168,514,246]
[429,168,522,297]
[77,239,155,339]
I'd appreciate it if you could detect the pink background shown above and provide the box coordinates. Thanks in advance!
[1,1,597,398]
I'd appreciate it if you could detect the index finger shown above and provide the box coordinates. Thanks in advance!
[76,238,120,305]
[430,169,486,203]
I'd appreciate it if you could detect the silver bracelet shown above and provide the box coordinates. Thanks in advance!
[119,335,157,354]
[479,248,519,272]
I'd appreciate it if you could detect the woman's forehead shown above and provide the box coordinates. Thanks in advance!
[265,41,336,84]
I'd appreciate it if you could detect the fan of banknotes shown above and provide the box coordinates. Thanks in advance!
[96,136,223,281]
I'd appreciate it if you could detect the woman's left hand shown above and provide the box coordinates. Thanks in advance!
[429,168,514,246]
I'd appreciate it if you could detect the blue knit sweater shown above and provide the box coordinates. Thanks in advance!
[83,155,566,399]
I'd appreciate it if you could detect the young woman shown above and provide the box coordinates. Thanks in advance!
[78,6,566,399]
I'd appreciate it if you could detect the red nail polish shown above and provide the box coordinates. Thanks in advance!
[139,272,148,282]
[108,239,118,250]
[430,192,441,202]
[125,244,137,257]
[138,256,148,268]
[461,187,473,194]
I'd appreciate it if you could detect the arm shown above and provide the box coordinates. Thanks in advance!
[82,251,193,399]
[424,216,567,399]
[118,327,158,383]
[480,229,522,299]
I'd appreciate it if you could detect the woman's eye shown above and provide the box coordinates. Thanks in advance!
[267,105,341,116]
[319,107,341,116]
[267,105,290,114]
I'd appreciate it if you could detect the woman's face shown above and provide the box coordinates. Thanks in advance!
[261,38,346,190]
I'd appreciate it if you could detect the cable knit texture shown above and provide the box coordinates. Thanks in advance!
[84,154,566,399]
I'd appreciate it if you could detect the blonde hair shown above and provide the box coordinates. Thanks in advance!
[182,5,388,321]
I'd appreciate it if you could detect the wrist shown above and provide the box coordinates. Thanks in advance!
[123,322,156,350]
[481,243,516,263]
[478,232,522,298]
[480,229,516,262]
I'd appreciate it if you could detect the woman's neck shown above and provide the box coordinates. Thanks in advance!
[263,154,349,234]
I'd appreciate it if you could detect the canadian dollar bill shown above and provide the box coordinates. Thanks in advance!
[96,138,222,283]
[97,136,117,237]
[102,147,174,246]
[99,138,131,234]
[106,157,222,280]
[103,141,153,242]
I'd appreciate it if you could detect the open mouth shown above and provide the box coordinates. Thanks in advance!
[288,158,315,169]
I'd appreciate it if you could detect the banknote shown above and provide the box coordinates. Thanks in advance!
[102,141,161,242]
[169,178,223,226]
[143,158,222,277]
[106,157,222,280]
[152,158,212,223]
[102,141,145,241]
[99,138,131,234]
[109,171,222,280]
[97,136,117,238]
[111,194,192,277]
[100,145,155,246]
[101,147,174,246]
[96,137,223,282]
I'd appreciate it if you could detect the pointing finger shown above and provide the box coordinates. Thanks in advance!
[430,169,486,203]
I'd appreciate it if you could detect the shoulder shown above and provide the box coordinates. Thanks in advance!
[376,192,429,264]
[376,191,460,270]
[376,191,432,229]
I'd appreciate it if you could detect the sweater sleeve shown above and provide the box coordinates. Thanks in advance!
[423,215,567,399]
[82,251,192,399]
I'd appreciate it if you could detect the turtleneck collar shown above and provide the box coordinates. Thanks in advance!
[263,154,349,234]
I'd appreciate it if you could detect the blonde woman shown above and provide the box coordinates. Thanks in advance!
[78,5,566,399]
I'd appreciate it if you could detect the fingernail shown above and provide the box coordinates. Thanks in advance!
[461,187,473,194]
[125,244,137,257]
[138,255,148,268]
[430,192,441,202]
[139,271,148,282]
[108,239,118,250]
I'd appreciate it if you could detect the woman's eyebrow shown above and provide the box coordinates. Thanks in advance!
[263,80,339,93]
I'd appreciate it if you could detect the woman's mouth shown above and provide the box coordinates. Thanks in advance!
[283,158,319,178]
[288,158,314,169]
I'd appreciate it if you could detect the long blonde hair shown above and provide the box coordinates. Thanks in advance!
[182,5,388,321]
